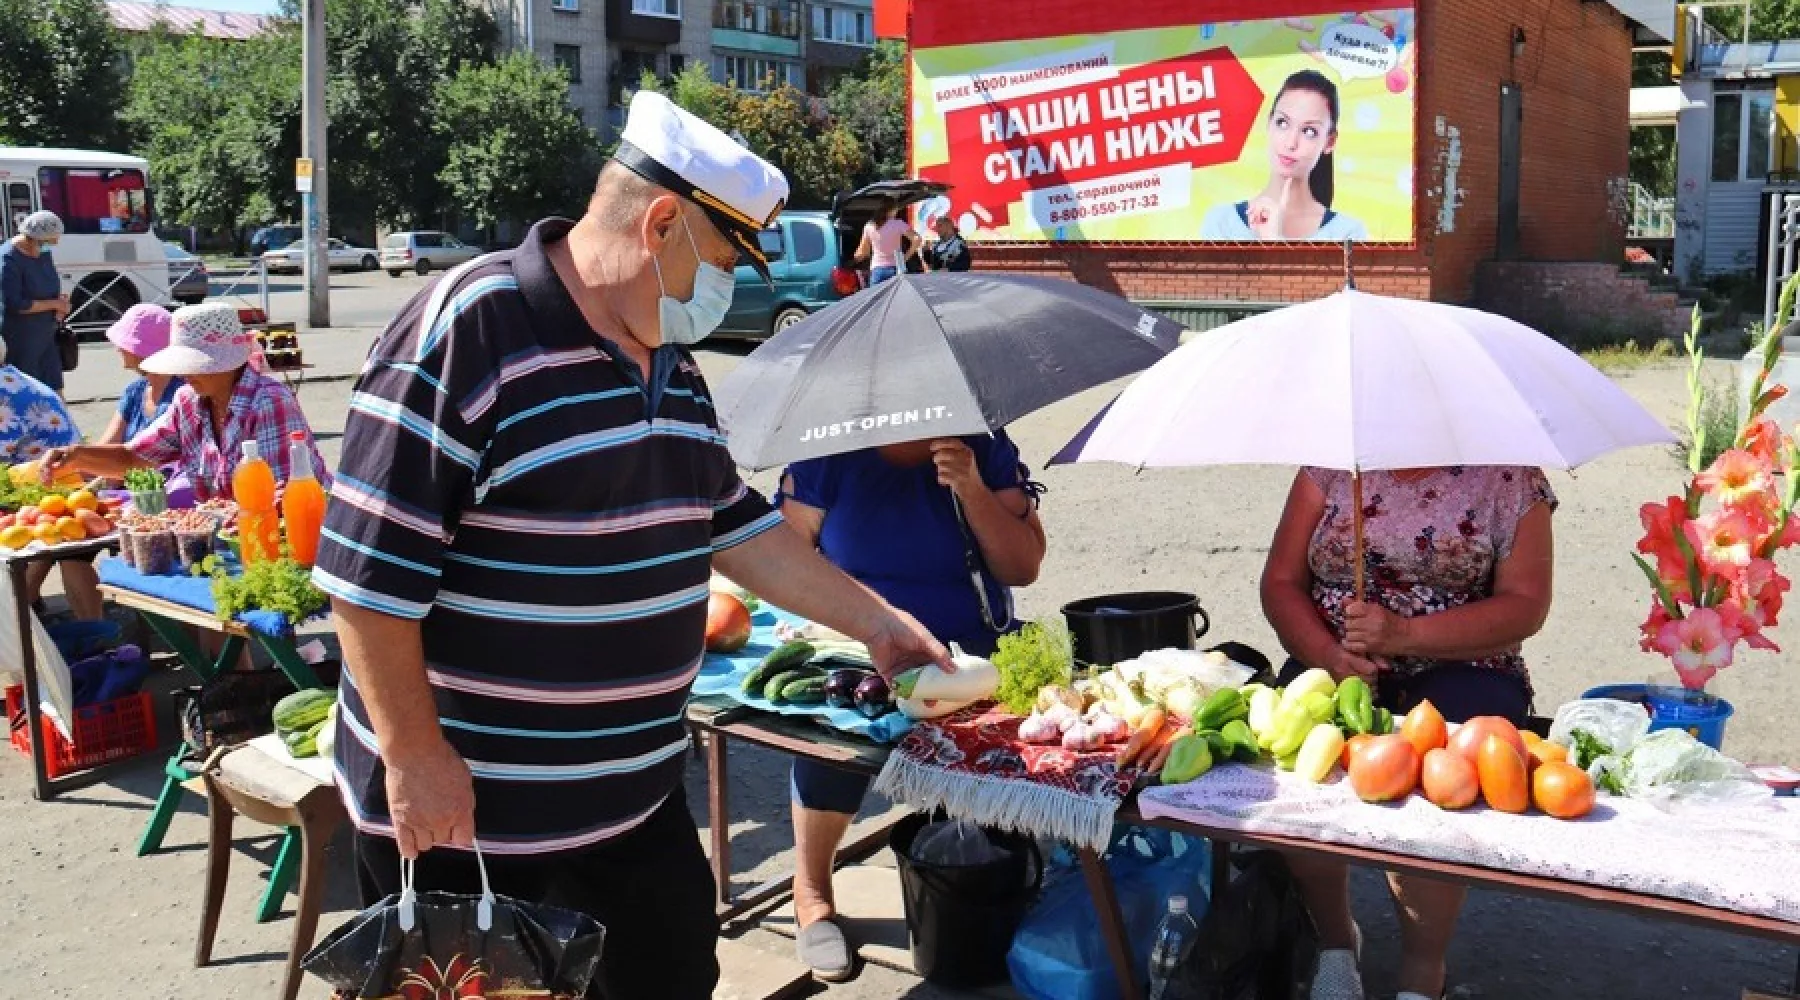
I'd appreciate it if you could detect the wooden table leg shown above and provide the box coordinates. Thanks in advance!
[135,631,243,856]
[195,777,235,967]
[13,559,55,802]
[1079,845,1143,1000]
[1210,837,1232,901]
[282,820,331,1000]
[706,727,732,909]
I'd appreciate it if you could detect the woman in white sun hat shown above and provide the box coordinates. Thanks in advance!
[39,302,328,498]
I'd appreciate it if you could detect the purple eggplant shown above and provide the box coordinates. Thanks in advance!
[853,673,894,718]
[823,669,867,710]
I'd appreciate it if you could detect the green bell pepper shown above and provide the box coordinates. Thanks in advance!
[1159,734,1215,785]
[1334,676,1374,735]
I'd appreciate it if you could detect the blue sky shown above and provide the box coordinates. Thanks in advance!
[175,0,281,13]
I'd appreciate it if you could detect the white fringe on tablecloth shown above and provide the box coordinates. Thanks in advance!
[874,752,1119,852]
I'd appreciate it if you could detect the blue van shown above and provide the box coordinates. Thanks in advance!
[717,179,949,340]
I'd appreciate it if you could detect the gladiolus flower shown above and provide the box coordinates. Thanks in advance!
[1652,607,1738,689]
[1731,558,1790,631]
[1697,449,1775,508]
[1685,506,1767,572]
[1742,418,1786,465]
[1637,496,1691,579]
[1638,602,1674,654]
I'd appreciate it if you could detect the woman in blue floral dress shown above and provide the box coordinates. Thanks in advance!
[0,343,102,619]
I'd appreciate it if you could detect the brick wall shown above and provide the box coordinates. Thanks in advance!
[966,0,1635,308]
[1472,261,1690,340]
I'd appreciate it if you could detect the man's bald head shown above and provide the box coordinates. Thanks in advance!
[592,161,665,233]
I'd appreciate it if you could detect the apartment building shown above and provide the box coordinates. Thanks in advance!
[476,0,874,131]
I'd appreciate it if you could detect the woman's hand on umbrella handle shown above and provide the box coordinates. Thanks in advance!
[1343,600,1409,657]
[1329,646,1382,681]
[930,438,981,498]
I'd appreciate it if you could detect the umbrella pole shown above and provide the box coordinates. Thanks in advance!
[1351,470,1366,602]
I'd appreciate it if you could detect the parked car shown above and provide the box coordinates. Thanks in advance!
[248,225,303,258]
[381,231,481,276]
[163,243,210,304]
[262,238,380,274]
[716,179,950,340]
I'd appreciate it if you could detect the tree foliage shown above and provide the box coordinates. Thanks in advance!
[0,0,130,150]
[829,40,908,188]
[436,53,600,232]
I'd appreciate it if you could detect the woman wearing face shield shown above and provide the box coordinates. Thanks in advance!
[0,211,72,393]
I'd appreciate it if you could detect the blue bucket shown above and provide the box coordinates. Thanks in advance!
[45,620,120,662]
[1582,682,1734,750]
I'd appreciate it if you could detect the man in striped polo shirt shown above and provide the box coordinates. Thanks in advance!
[313,91,949,999]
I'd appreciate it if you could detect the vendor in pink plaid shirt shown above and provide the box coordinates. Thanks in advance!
[40,302,329,499]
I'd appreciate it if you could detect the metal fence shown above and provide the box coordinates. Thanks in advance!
[63,257,271,339]
[1629,182,1675,241]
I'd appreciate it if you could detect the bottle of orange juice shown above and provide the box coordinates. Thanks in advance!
[233,441,280,565]
[281,431,325,568]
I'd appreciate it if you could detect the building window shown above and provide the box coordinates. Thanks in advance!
[550,0,578,10]
[811,4,872,45]
[716,54,799,92]
[552,44,582,83]
[668,53,686,77]
[1712,90,1775,183]
[613,49,657,105]
[631,0,680,18]
[714,0,801,37]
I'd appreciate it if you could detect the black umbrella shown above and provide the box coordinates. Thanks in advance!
[715,272,1184,471]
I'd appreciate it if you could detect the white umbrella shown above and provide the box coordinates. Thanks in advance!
[1053,289,1676,597]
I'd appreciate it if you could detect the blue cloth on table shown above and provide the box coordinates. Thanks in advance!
[96,556,296,638]
[692,605,914,743]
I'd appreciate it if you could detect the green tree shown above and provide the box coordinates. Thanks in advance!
[829,40,908,187]
[1705,0,1800,41]
[0,0,130,149]
[435,53,600,233]
[1630,51,1676,198]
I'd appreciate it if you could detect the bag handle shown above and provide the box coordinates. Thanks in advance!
[948,491,1014,635]
[398,841,494,933]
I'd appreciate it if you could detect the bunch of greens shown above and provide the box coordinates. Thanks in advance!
[992,619,1074,715]
[123,468,166,493]
[211,557,328,624]
[0,478,51,511]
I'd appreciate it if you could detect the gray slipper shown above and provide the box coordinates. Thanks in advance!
[796,919,854,983]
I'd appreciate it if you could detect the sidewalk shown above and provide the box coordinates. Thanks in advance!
[63,325,386,405]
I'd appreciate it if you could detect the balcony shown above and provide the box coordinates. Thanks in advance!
[712,0,802,58]
[607,0,681,46]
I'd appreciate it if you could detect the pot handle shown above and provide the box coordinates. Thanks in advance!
[1192,605,1211,640]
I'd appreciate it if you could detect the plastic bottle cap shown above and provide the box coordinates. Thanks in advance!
[241,440,260,461]
[1167,895,1188,916]
[290,430,305,441]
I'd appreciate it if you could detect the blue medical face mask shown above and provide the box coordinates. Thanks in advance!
[653,214,734,346]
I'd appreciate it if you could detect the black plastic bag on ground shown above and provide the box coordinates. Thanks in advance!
[1168,850,1318,1000]
[303,849,604,999]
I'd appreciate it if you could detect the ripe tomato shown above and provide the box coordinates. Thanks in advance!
[1448,716,1527,766]
[1400,699,1449,757]
[1348,734,1420,803]
[1477,734,1530,813]
[1421,747,1480,810]
[1532,761,1596,819]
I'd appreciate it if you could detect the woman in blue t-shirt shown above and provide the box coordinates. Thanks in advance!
[96,304,183,446]
[778,431,1046,980]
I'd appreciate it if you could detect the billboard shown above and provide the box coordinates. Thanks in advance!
[909,7,1417,243]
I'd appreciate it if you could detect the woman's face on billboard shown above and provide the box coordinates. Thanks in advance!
[1266,88,1336,180]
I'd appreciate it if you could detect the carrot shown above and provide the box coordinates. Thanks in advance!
[1143,725,1193,776]
[1116,707,1167,768]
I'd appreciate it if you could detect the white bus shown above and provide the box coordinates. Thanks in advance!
[0,147,172,338]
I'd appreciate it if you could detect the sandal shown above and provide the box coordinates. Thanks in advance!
[1310,923,1365,1000]
[795,918,855,983]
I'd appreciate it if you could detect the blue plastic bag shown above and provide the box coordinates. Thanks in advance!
[1008,826,1211,1000]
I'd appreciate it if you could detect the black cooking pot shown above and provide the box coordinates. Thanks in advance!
[1061,591,1210,670]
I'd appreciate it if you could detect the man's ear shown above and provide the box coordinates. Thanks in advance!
[640,192,684,256]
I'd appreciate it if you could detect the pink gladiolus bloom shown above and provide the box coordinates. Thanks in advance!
[1638,496,1692,580]
[1653,607,1737,689]
[1697,449,1775,507]
[1732,558,1790,630]
[1686,506,1767,572]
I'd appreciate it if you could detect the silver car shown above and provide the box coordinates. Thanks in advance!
[381,231,481,276]
[163,243,209,304]
[263,238,380,275]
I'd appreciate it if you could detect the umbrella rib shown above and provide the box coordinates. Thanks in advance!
[748,289,887,472]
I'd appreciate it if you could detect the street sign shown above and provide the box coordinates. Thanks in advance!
[295,157,314,193]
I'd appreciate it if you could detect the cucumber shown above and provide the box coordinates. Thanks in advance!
[782,676,827,704]
[763,666,823,703]
[741,640,816,693]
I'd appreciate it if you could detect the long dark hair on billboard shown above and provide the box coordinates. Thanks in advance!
[1273,70,1340,210]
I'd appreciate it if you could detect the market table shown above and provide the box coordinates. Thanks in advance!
[2,536,125,800]
[685,694,903,924]
[1076,803,1800,999]
[98,579,325,924]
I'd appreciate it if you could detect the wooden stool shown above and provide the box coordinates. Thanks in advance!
[195,742,346,1000]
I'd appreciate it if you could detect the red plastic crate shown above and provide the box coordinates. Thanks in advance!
[5,685,158,780]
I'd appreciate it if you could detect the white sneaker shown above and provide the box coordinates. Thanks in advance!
[1310,924,1366,1000]
[1394,993,1437,1000]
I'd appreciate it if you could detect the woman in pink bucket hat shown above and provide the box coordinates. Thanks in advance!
[39,302,328,500]
[97,304,184,446]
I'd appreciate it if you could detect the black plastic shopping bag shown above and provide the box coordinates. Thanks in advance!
[302,848,604,999]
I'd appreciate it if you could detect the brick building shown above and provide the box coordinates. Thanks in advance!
[902,0,1682,335]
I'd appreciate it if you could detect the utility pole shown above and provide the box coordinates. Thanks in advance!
[301,0,330,327]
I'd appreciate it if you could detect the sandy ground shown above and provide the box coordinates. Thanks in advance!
[1,351,1796,999]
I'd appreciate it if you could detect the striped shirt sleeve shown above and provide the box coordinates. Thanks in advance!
[710,469,780,552]
[126,391,191,468]
[312,281,501,619]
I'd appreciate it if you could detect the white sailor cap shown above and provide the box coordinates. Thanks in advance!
[613,90,789,284]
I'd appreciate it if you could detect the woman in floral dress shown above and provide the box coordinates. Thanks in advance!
[1261,465,1556,1000]
[0,343,103,619]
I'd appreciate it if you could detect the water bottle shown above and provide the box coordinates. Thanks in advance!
[1147,894,1200,1000]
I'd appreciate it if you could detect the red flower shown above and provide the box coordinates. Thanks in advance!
[1637,496,1691,580]
[1742,418,1787,466]
[1697,449,1775,508]
[1685,506,1769,574]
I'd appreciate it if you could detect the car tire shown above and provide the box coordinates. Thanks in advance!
[771,306,809,336]
[415,259,432,276]
[386,270,403,277]
[176,296,205,306]
[361,255,378,271]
